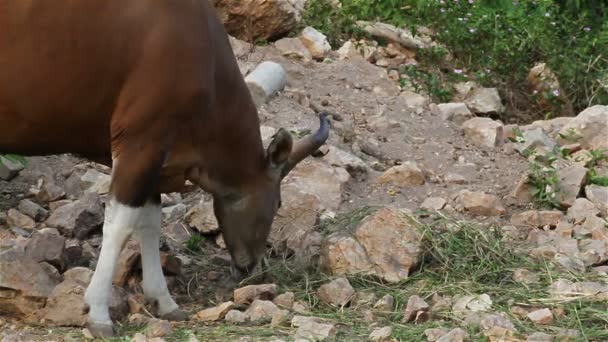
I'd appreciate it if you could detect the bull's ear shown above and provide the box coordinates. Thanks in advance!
[266,128,293,169]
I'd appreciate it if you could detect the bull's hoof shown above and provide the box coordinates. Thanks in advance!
[86,321,114,338]
[160,308,189,322]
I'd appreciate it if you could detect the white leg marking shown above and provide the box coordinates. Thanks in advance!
[85,198,141,324]
[135,202,179,315]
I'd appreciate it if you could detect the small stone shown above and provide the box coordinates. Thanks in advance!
[466,294,492,312]
[445,172,468,184]
[45,192,104,239]
[402,295,430,323]
[36,182,66,203]
[234,284,278,305]
[527,332,553,341]
[270,309,289,327]
[147,319,172,337]
[527,308,553,325]
[424,328,449,342]
[195,301,234,322]
[513,269,540,284]
[420,197,446,211]
[454,190,506,216]
[369,326,392,341]
[273,292,295,309]
[129,313,152,324]
[25,231,66,270]
[161,223,191,245]
[377,162,425,186]
[400,91,429,108]
[316,277,355,307]
[17,199,48,221]
[7,209,36,230]
[462,117,504,148]
[225,310,249,324]
[80,169,111,195]
[184,200,218,234]
[437,328,467,342]
[245,300,280,323]
[515,127,557,156]
[373,294,395,314]
[292,301,311,314]
[292,316,337,341]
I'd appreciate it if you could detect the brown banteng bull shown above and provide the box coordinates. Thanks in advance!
[0,0,329,337]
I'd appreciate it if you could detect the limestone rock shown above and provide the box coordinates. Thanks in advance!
[225,310,249,324]
[245,300,281,323]
[211,0,306,41]
[337,40,378,62]
[17,199,48,221]
[322,146,369,177]
[369,326,392,341]
[353,208,423,283]
[80,169,111,195]
[292,315,337,341]
[400,91,429,108]
[24,231,66,270]
[373,294,395,314]
[515,127,558,156]
[299,26,331,60]
[316,277,355,307]
[567,198,599,224]
[233,284,278,305]
[0,155,25,180]
[527,308,553,325]
[462,118,504,148]
[557,105,608,151]
[420,197,447,211]
[45,192,104,239]
[273,292,295,309]
[6,209,35,230]
[402,295,430,323]
[146,319,172,338]
[585,185,608,216]
[356,21,430,50]
[454,190,506,216]
[320,234,374,277]
[465,87,505,114]
[438,102,473,126]
[275,37,312,60]
[195,301,235,322]
[184,200,218,234]
[377,162,425,186]
[437,328,467,342]
[556,164,588,207]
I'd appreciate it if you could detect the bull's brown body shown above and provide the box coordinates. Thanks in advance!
[0,1,329,337]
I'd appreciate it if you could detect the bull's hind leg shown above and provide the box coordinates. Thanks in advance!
[84,145,183,337]
[135,192,187,321]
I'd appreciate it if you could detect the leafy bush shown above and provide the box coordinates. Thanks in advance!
[302,0,608,119]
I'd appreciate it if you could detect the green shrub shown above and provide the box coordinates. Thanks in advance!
[302,0,608,119]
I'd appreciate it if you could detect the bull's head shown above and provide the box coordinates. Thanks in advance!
[210,113,329,280]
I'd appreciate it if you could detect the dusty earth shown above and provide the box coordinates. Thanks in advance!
[1,35,606,342]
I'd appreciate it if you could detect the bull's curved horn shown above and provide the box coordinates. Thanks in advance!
[281,112,330,178]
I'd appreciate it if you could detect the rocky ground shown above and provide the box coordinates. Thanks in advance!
[1,22,607,342]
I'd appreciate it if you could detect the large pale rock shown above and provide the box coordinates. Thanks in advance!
[454,190,506,216]
[354,208,423,282]
[465,87,505,114]
[585,185,608,216]
[320,234,374,276]
[0,251,59,318]
[438,102,473,126]
[45,192,104,239]
[299,26,331,60]
[567,198,599,224]
[184,199,218,234]
[80,169,111,195]
[245,300,281,323]
[316,278,355,307]
[275,38,312,60]
[462,118,504,148]
[515,127,558,156]
[43,277,128,326]
[402,295,430,323]
[210,0,306,41]
[557,105,608,150]
[283,159,344,212]
[556,164,588,207]
[337,40,377,62]
[369,326,392,341]
[400,91,429,108]
[25,231,66,270]
[376,162,425,186]
[322,146,369,177]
